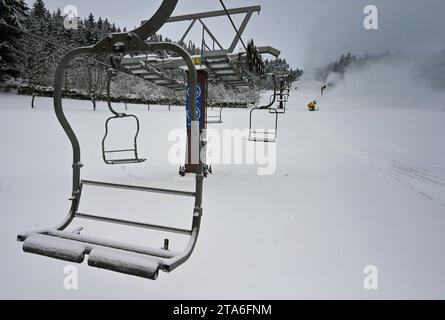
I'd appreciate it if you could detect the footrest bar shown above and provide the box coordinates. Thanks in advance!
[104,149,136,154]
[82,180,196,197]
[75,212,193,236]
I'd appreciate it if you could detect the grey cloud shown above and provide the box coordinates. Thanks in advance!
[28,0,445,70]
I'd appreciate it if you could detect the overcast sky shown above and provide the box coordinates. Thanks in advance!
[25,0,445,70]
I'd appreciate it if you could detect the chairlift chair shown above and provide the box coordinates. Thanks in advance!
[17,0,205,280]
[276,96,288,114]
[249,109,279,143]
[102,69,146,165]
[270,77,290,114]
[206,104,224,125]
[271,93,288,115]
[249,73,279,143]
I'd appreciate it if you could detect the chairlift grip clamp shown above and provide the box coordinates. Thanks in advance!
[69,189,81,201]
[194,207,203,218]
[72,162,83,169]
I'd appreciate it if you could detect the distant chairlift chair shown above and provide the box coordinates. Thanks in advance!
[270,77,289,115]
[102,69,146,165]
[206,103,224,125]
[249,73,279,143]
[274,94,288,114]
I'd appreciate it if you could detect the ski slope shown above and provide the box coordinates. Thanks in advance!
[1,80,445,299]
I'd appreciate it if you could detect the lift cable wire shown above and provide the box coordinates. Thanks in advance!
[1,19,183,91]
[218,0,248,52]
[1,20,116,71]
[2,7,253,88]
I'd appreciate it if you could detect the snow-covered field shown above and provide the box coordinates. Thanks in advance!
[1,77,445,299]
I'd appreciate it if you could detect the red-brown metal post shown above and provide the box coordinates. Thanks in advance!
[181,68,208,175]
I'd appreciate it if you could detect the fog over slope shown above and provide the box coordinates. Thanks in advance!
[319,57,445,111]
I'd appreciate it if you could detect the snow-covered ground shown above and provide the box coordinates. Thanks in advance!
[1,76,445,299]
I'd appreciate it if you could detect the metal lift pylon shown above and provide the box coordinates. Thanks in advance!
[180,67,212,177]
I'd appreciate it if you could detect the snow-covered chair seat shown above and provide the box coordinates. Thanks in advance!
[18,230,186,280]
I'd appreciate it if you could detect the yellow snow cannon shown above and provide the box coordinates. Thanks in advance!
[307,100,318,112]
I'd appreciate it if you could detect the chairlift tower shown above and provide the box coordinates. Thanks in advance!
[126,4,282,175]
[180,67,210,176]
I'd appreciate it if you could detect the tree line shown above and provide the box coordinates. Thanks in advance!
[314,51,398,83]
[260,58,303,90]
[0,0,300,109]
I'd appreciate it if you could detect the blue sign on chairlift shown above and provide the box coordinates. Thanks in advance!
[186,84,202,129]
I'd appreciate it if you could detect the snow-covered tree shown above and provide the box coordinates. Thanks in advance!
[0,0,28,84]
[17,0,56,106]
[75,62,107,110]
[260,58,303,90]
[1,0,267,108]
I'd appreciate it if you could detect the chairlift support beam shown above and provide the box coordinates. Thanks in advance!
[136,5,274,90]
[198,19,224,51]
[162,5,261,23]
[228,10,254,52]
[179,18,197,44]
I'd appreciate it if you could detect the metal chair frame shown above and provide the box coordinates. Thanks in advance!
[102,70,147,165]
[17,0,204,281]
[249,73,279,143]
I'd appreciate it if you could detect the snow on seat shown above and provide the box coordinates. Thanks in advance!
[21,233,163,280]
[88,247,160,280]
[23,234,87,263]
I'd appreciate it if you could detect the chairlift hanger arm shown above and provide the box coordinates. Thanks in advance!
[105,70,122,117]
[133,0,178,40]
[91,0,177,54]
[259,73,277,109]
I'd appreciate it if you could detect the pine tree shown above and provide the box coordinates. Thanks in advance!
[15,0,58,105]
[103,18,111,33]
[97,17,104,35]
[84,13,97,44]
[31,0,46,19]
[19,0,52,87]
[0,0,29,84]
